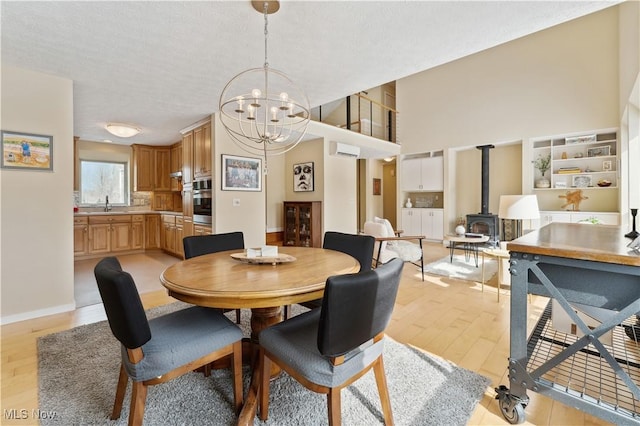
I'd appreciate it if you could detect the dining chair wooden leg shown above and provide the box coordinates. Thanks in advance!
[258,349,271,421]
[327,388,342,426]
[231,341,243,412]
[129,381,147,426]
[111,364,128,420]
[373,356,394,425]
[235,309,241,324]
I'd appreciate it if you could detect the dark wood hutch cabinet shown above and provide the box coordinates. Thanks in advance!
[283,201,322,248]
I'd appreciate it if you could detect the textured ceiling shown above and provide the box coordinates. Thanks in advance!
[1,1,619,146]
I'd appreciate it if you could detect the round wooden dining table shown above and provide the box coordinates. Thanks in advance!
[160,246,358,337]
[160,245,359,425]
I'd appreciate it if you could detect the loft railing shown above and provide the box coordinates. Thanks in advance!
[311,92,399,143]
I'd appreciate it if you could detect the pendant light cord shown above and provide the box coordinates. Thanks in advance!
[263,2,269,69]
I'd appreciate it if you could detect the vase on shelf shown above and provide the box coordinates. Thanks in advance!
[405,198,412,208]
[535,178,550,188]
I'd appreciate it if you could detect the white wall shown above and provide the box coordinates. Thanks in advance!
[397,7,621,233]
[212,114,267,248]
[397,7,620,154]
[323,140,358,234]
[1,66,75,324]
[619,1,640,117]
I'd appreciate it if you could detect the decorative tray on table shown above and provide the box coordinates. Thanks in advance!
[230,253,296,265]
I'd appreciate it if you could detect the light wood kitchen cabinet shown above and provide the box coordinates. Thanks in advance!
[161,214,182,256]
[73,216,89,256]
[88,215,134,254]
[193,121,212,179]
[131,215,145,250]
[175,216,184,258]
[153,192,174,211]
[110,222,133,252]
[132,144,154,191]
[74,213,169,258]
[154,147,172,191]
[88,222,111,254]
[145,214,161,249]
[170,142,182,191]
[182,132,193,185]
[182,188,194,238]
[194,224,212,236]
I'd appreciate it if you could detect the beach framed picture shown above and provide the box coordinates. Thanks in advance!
[1,130,53,171]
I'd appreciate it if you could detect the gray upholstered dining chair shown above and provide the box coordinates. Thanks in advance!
[183,232,244,323]
[94,256,243,426]
[284,231,375,319]
[258,258,404,425]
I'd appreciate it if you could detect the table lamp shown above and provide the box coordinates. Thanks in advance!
[498,195,540,240]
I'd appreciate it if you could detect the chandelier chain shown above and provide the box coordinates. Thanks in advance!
[263,2,269,69]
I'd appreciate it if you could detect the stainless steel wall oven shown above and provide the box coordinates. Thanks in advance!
[193,179,212,224]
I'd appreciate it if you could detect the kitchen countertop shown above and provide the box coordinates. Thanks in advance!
[74,210,182,216]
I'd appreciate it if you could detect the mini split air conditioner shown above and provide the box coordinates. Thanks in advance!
[330,142,360,158]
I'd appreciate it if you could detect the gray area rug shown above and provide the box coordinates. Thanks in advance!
[423,255,497,282]
[38,303,490,425]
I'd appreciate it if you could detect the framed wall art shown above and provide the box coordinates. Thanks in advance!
[1,130,53,171]
[565,134,596,145]
[373,178,381,195]
[572,174,592,188]
[221,154,262,191]
[293,162,314,192]
[587,146,610,157]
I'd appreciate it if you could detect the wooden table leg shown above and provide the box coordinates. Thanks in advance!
[238,306,283,426]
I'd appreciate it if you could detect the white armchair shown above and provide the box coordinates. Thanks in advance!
[363,218,425,281]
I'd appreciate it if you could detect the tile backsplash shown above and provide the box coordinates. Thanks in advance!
[405,192,444,208]
[74,191,152,210]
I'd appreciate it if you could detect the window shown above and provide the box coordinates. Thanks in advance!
[80,160,129,205]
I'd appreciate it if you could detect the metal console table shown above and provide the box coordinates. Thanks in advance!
[496,223,640,424]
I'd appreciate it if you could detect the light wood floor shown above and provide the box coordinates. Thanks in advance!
[1,244,613,425]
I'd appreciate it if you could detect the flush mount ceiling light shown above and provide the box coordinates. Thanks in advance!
[218,0,310,156]
[105,123,141,138]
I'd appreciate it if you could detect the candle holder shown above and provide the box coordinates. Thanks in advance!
[626,208,639,239]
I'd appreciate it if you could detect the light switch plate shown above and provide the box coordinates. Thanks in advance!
[233,198,240,207]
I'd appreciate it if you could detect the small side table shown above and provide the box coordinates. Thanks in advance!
[481,248,510,302]
[444,235,490,267]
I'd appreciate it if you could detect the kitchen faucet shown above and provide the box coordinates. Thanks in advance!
[104,195,111,212]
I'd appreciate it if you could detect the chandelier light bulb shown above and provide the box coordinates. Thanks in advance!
[270,106,279,122]
[287,103,296,117]
[235,97,245,113]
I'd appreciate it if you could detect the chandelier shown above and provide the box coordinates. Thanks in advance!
[218,1,310,156]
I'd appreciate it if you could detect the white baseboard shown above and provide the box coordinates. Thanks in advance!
[0,302,76,325]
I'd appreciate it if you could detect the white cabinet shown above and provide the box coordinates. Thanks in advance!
[422,209,444,241]
[538,211,619,227]
[539,212,571,226]
[401,208,444,241]
[401,209,422,236]
[401,155,443,191]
